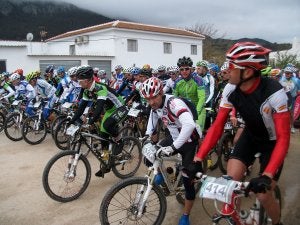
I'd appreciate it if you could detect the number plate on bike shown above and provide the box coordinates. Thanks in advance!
[66,124,79,136]
[12,100,20,106]
[128,108,140,117]
[199,177,238,204]
[62,102,73,109]
[142,143,156,163]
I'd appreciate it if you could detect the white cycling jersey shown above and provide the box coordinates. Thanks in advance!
[145,94,197,149]
[15,80,36,100]
[35,79,56,98]
[163,78,175,94]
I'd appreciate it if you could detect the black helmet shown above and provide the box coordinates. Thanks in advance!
[140,68,152,77]
[177,56,193,67]
[45,65,55,73]
[76,65,93,79]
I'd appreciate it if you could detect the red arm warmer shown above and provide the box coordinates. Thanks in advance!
[196,107,231,159]
[264,111,290,176]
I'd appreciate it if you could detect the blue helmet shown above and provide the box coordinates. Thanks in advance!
[131,67,141,75]
[209,63,219,73]
[45,65,55,73]
[57,66,65,74]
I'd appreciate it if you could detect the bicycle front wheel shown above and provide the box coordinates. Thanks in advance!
[259,185,281,225]
[0,111,5,132]
[42,150,91,202]
[112,136,142,179]
[100,177,167,225]
[22,116,47,145]
[4,112,23,141]
[54,118,70,150]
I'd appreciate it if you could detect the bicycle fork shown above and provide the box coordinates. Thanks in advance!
[65,153,81,179]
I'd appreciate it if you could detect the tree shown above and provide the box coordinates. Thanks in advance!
[273,51,300,69]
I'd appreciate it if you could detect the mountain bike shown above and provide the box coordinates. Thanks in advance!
[42,124,142,202]
[99,142,203,225]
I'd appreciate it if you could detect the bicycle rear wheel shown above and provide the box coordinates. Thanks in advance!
[42,150,91,202]
[54,118,70,150]
[111,136,142,179]
[217,132,234,174]
[99,177,167,225]
[259,185,281,225]
[0,111,5,132]
[51,115,66,139]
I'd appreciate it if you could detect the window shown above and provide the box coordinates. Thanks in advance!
[0,60,6,73]
[191,45,197,55]
[163,42,172,54]
[69,45,75,55]
[127,39,138,52]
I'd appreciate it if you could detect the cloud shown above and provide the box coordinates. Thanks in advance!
[24,0,300,43]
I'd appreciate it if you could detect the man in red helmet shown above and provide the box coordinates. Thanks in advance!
[187,42,289,225]
[14,68,24,80]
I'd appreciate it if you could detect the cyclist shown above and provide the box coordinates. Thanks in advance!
[55,66,70,99]
[163,66,179,94]
[26,71,58,121]
[213,61,230,109]
[113,64,124,91]
[279,65,299,133]
[173,57,206,130]
[157,65,170,86]
[0,73,15,102]
[69,65,128,177]
[10,73,36,116]
[93,67,100,83]
[45,65,59,88]
[187,42,289,225]
[60,67,81,103]
[14,68,24,80]
[98,70,110,86]
[142,77,201,225]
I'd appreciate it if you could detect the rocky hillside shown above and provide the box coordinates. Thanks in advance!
[0,0,113,41]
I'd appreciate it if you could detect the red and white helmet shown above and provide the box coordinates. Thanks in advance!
[226,42,271,70]
[140,77,163,98]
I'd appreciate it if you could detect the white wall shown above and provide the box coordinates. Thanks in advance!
[112,29,203,68]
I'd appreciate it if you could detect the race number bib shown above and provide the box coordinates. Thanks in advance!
[128,108,140,117]
[199,177,238,204]
[66,124,79,136]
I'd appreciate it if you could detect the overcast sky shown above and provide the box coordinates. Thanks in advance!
[37,0,300,43]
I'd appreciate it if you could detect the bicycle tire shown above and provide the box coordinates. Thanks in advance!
[4,112,23,141]
[0,111,5,132]
[22,116,47,145]
[54,118,70,150]
[217,132,234,174]
[111,136,142,179]
[99,177,167,225]
[42,150,91,202]
[51,115,66,140]
[259,185,281,225]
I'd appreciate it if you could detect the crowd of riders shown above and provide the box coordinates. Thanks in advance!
[1,41,299,225]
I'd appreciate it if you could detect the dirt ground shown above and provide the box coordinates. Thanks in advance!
[0,131,299,225]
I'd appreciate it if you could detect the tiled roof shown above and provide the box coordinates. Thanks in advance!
[46,20,205,41]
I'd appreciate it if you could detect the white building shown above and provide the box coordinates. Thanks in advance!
[0,20,204,76]
[269,37,300,65]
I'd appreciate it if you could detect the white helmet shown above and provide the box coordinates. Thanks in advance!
[140,77,163,98]
[114,65,123,70]
[67,67,78,76]
[98,70,106,76]
[220,61,229,72]
[10,73,20,82]
[157,65,166,72]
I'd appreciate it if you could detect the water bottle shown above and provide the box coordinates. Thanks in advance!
[245,204,259,224]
